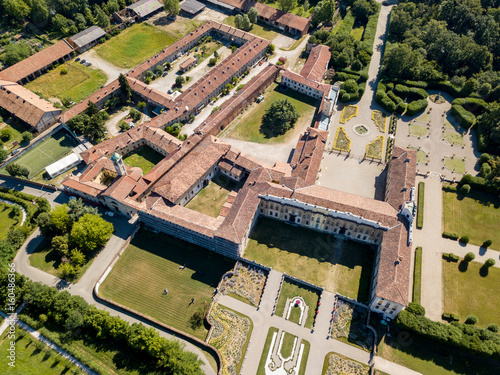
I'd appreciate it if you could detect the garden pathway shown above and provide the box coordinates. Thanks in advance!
[0,197,27,225]
[414,176,500,321]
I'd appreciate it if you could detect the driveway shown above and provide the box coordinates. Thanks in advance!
[79,50,129,85]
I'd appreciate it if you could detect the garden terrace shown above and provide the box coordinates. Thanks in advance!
[220,262,267,306]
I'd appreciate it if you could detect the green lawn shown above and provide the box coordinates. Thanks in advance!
[409,124,428,137]
[442,189,500,248]
[443,259,500,327]
[0,121,26,150]
[443,157,465,174]
[0,329,78,375]
[379,333,500,375]
[280,332,296,358]
[224,83,317,144]
[185,175,237,218]
[443,122,465,146]
[122,146,164,174]
[0,130,77,178]
[350,25,365,41]
[244,217,374,302]
[0,203,21,239]
[100,229,234,340]
[275,279,320,328]
[223,16,278,40]
[25,61,107,103]
[95,24,178,69]
[413,247,422,304]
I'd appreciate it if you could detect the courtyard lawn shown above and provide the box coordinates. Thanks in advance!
[244,217,374,302]
[442,189,500,248]
[280,332,296,358]
[186,175,237,218]
[443,157,465,174]
[0,203,21,239]
[95,24,178,69]
[409,124,428,137]
[0,330,78,375]
[275,278,320,328]
[443,259,500,327]
[443,122,465,146]
[0,130,77,178]
[25,61,107,103]
[122,145,164,174]
[0,121,26,150]
[150,16,204,40]
[378,334,500,375]
[99,229,234,340]
[223,16,278,40]
[223,83,317,144]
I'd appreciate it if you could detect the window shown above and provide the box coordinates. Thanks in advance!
[306,221,309,225]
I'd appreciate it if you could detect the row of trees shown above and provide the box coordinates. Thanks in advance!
[234,7,258,31]
[0,272,204,374]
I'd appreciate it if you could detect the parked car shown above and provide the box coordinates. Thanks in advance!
[86,62,92,67]
[162,71,168,77]
[80,59,86,64]
[75,57,80,62]
[382,0,390,4]
[11,149,20,156]
[105,211,115,217]
[259,61,264,66]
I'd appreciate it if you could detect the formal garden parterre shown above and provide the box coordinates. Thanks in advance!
[220,261,267,306]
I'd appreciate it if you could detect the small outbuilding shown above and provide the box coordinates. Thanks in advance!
[45,153,81,179]
[126,0,164,20]
[180,0,206,16]
[68,26,106,53]
[179,56,198,72]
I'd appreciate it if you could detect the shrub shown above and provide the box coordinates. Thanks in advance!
[442,232,459,240]
[485,258,496,268]
[480,162,491,178]
[407,302,425,316]
[461,174,500,195]
[451,105,476,128]
[459,235,470,244]
[488,324,500,333]
[406,99,428,116]
[393,84,428,101]
[482,239,492,248]
[60,67,68,75]
[452,97,487,115]
[465,315,478,325]
[460,184,471,194]
[464,252,475,262]
[416,182,424,229]
[443,253,460,262]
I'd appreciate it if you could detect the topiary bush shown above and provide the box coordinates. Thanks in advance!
[483,239,492,248]
[465,315,478,325]
[464,252,475,262]
[485,258,496,268]
[460,184,471,194]
[488,323,500,333]
[459,235,470,244]
[442,232,459,240]
[407,302,426,316]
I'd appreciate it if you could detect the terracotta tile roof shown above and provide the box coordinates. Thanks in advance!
[282,70,331,94]
[179,56,197,70]
[0,40,74,83]
[102,174,148,201]
[290,127,328,186]
[264,184,399,227]
[0,81,60,128]
[126,77,175,109]
[79,157,117,182]
[250,2,311,34]
[385,147,417,210]
[375,222,412,306]
[217,0,249,8]
[62,176,105,197]
[300,45,331,82]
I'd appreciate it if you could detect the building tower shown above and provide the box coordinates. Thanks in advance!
[110,152,127,176]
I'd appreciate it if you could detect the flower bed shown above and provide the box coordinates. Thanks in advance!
[333,127,351,152]
[339,105,359,124]
[209,304,251,375]
[324,353,369,375]
[371,110,387,133]
[330,299,372,350]
[220,262,267,306]
[365,135,384,159]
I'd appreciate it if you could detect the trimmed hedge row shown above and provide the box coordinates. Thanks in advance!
[375,82,428,115]
[360,5,381,56]
[337,10,356,36]
[442,313,460,322]
[451,105,476,128]
[416,182,424,229]
[461,174,500,195]
[406,99,428,116]
[376,82,397,113]
[452,97,488,115]
[413,247,422,304]
[394,84,428,101]
[396,309,500,358]
[443,253,460,262]
[340,82,366,103]
[443,231,460,240]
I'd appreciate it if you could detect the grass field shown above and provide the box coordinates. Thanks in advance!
[0,121,26,150]
[223,16,278,40]
[0,130,77,178]
[443,122,465,146]
[443,259,500,327]
[95,24,178,69]
[100,229,234,340]
[275,279,320,328]
[409,124,428,137]
[443,157,465,174]
[280,332,296,358]
[223,83,317,144]
[26,61,107,103]
[442,189,500,248]
[122,146,164,174]
[0,330,78,375]
[0,203,20,239]
[379,334,500,375]
[244,217,374,302]
[186,175,237,218]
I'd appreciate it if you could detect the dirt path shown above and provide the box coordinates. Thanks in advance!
[79,50,129,85]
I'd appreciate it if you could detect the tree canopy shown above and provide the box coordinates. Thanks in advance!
[163,0,180,16]
[70,213,114,252]
[261,99,299,136]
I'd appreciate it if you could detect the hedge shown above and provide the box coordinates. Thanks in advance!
[394,84,428,101]
[451,105,476,128]
[375,82,397,113]
[443,231,460,240]
[461,174,500,195]
[452,98,487,115]
[396,309,500,358]
[413,247,422,304]
[442,313,460,322]
[340,82,366,103]
[443,253,460,262]
[333,71,360,82]
[416,182,424,229]
[361,6,381,55]
[337,10,356,36]
[387,90,404,104]
[406,99,428,116]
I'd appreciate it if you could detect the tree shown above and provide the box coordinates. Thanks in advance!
[175,76,185,87]
[460,184,471,194]
[70,249,86,267]
[2,44,32,66]
[261,99,299,136]
[138,101,146,111]
[0,150,8,162]
[107,0,120,13]
[68,198,99,221]
[406,302,425,316]
[483,239,492,247]
[464,252,475,262]
[0,128,12,141]
[50,205,72,234]
[74,12,87,31]
[58,263,78,279]
[4,0,31,24]
[163,0,180,16]
[241,14,251,31]
[234,14,243,29]
[84,8,96,25]
[487,323,499,333]
[118,73,131,103]
[352,0,377,23]
[30,0,49,27]
[95,6,110,29]
[267,44,275,55]
[248,7,258,24]
[52,14,70,35]
[37,212,53,235]
[277,0,297,12]
[70,214,114,252]
[51,235,70,256]
[208,57,217,66]
[465,315,478,325]
[382,44,422,80]
[6,163,30,178]
[22,131,33,143]
[485,258,496,267]
[459,235,470,244]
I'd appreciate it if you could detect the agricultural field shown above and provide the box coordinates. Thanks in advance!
[26,61,106,103]
[244,217,374,302]
[0,130,77,178]
[99,229,234,340]
[223,83,317,144]
[122,146,164,174]
[95,24,178,69]
[186,174,238,218]
[442,189,500,248]
[443,259,500,327]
